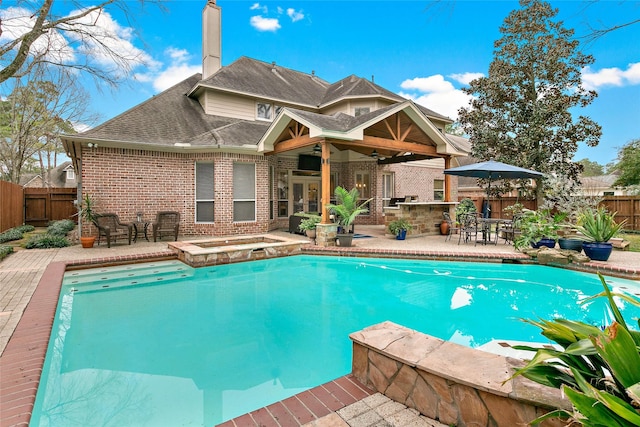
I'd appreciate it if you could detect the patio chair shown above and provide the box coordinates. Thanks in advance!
[93,213,133,248]
[458,213,480,245]
[152,211,180,242]
[442,212,460,242]
[498,213,523,245]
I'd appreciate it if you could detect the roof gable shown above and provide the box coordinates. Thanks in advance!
[193,56,330,107]
[259,100,465,158]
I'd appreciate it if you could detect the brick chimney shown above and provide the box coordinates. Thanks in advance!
[202,0,221,79]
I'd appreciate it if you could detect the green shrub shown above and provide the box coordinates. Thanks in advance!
[24,234,71,249]
[0,228,24,243]
[15,224,35,233]
[47,219,76,237]
[510,275,640,426]
[0,245,13,260]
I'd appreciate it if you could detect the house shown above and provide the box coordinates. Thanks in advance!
[62,1,468,244]
[20,161,77,188]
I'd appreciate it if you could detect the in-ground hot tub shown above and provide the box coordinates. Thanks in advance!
[168,234,310,267]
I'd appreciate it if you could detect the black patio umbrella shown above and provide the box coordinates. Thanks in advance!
[444,160,544,217]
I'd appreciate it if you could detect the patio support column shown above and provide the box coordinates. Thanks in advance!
[321,140,331,224]
[444,156,452,203]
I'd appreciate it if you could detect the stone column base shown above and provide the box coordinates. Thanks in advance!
[316,223,337,247]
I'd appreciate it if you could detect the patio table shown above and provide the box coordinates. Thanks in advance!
[478,218,511,245]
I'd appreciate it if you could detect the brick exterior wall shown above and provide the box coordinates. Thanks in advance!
[81,147,454,237]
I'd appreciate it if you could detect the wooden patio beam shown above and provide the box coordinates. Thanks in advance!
[269,135,324,154]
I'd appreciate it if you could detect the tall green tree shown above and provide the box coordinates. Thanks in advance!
[612,138,640,188]
[576,158,605,177]
[458,0,601,200]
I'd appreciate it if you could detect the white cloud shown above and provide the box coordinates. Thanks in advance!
[287,8,305,22]
[582,62,640,90]
[250,15,281,32]
[250,3,268,13]
[135,46,199,92]
[449,72,484,85]
[399,74,475,119]
[152,63,201,91]
[400,75,454,93]
[65,8,155,72]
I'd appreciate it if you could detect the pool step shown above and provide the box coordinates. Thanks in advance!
[63,260,194,291]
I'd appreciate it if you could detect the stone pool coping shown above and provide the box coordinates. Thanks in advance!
[1,245,637,426]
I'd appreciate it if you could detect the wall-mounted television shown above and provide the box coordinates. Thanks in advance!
[298,154,321,171]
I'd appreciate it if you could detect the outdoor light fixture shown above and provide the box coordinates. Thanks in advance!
[371,150,379,159]
[87,143,98,149]
[313,144,322,154]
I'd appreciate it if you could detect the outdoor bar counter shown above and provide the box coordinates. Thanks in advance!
[383,201,458,237]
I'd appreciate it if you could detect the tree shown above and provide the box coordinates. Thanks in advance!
[0,69,94,184]
[458,0,601,201]
[612,138,640,188]
[576,158,604,176]
[0,0,159,86]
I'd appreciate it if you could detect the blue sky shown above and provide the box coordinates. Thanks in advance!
[6,0,638,165]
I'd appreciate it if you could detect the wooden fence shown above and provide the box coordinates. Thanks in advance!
[24,187,77,227]
[600,196,640,232]
[462,195,640,231]
[0,181,24,233]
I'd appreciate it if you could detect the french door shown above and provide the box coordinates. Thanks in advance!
[291,178,321,214]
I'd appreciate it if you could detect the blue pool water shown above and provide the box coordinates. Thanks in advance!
[30,256,640,426]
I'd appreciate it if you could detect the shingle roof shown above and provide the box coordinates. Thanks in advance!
[77,74,268,146]
[75,58,453,148]
[199,56,330,106]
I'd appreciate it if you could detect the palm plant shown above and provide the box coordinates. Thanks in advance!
[326,186,372,233]
[509,275,640,426]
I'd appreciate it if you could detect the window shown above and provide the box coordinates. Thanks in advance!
[233,163,256,221]
[277,171,288,218]
[434,179,444,201]
[66,169,75,180]
[355,171,371,199]
[256,102,283,120]
[269,166,274,220]
[354,107,370,117]
[196,161,215,222]
[382,173,395,206]
[603,191,615,196]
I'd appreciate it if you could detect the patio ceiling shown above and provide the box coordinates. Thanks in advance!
[264,112,439,161]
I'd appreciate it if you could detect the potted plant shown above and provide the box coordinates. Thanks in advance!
[298,215,321,239]
[514,208,566,250]
[557,223,585,253]
[326,186,372,247]
[388,218,413,240]
[77,193,98,248]
[454,198,477,220]
[575,207,626,261]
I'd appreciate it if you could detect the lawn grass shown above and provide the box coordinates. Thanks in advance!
[621,232,640,252]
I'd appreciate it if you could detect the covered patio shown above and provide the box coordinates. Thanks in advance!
[259,100,467,246]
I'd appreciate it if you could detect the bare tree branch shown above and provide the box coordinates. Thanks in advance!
[0,0,160,86]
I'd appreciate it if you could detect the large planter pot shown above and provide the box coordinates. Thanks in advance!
[440,221,449,236]
[396,229,407,240]
[336,233,353,247]
[558,238,583,253]
[305,229,316,239]
[80,236,96,248]
[532,238,556,249]
[582,242,613,261]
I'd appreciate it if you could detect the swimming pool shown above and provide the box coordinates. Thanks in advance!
[30,256,640,426]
